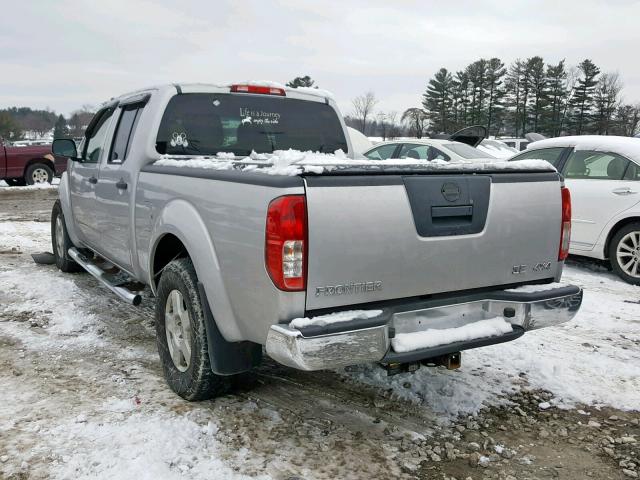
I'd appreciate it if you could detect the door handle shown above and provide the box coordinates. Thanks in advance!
[115,179,128,190]
[88,176,98,184]
[612,187,637,195]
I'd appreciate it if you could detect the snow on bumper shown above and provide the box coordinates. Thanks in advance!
[265,284,583,371]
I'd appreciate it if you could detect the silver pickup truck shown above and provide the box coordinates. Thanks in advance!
[50,83,582,400]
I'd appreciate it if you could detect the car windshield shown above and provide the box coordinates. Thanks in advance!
[444,142,495,159]
[156,93,348,156]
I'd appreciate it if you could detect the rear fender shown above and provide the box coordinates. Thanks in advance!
[150,199,243,341]
[58,172,81,246]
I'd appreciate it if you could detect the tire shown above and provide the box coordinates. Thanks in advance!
[609,222,640,285]
[51,200,83,273]
[155,257,227,401]
[25,163,53,185]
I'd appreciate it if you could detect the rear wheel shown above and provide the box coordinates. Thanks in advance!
[609,222,640,285]
[25,163,53,185]
[155,258,227,400]
[51,201,82,273]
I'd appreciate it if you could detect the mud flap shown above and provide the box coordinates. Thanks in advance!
[197,282,262,375]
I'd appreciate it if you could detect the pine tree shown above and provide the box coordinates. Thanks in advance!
[505,60,525,137]
[286,76,316,88]
[526,57,547,133]
[545,60,567,136]
[570,59,600,134]
[423,68,454,133]
[53,114,68,139]
[485,58,506,136]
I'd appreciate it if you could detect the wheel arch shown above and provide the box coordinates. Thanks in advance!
[603,216,640,258]
[24,156,55,176]
[149,199,242,342]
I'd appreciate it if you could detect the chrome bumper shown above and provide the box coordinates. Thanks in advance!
[266,285,583,371]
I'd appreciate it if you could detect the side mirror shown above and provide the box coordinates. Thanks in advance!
[52,138,79,160]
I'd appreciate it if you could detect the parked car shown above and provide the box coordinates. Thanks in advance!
[509,135,640,284]
[498,137,530,151]
[0,138,67,185]
[477,139,518,159]
[363,138,496,162]
[50,82,582,401]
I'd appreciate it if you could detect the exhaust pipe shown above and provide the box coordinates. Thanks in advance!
[68,248,142,306]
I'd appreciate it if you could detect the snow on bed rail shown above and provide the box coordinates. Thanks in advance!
[391,317,513,353]
[153,149,556,177]
[289,309,383,329]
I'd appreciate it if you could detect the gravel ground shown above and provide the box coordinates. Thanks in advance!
[0,186,638,480]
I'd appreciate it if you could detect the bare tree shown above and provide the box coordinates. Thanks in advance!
[351,92,378,135]
[401,108,428,138]
[595,72,623,134]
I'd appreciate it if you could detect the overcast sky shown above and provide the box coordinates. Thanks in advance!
[1,0,639,117]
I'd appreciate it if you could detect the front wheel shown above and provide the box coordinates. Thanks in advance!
[51,201,82,273]
[26,163,53,185]
[155,257,227,401]
[609,222,640,285]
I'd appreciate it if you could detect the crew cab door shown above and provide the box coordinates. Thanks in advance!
[94,101,145,271]
[561,150,640,251]
[69,107,115,246]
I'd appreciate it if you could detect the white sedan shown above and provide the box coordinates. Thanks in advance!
[510,135,640,284]
[362,138,496,163]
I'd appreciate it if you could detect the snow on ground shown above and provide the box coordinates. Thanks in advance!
[352,261,640,417]
[1,215,639,478]
[0,178,59,189]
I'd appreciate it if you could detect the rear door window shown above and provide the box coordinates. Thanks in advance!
[110,104,143,163]
[562,151,630,180]
[398,143,450,161]
[510,147,565,167]
[156,93,347,156]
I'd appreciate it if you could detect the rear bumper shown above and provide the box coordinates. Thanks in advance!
[265,284,583,371]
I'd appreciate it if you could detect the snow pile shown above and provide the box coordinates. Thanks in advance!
[290,309,383,329]
[154,149,556,177]
[505,282,568,293]
[391,317,513,353]
[527,135,640,163]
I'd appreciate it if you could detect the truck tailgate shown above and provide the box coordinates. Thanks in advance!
[304,172,563,310]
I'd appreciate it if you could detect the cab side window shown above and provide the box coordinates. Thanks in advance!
[364,144,397,160]
[510,147,565,166]
[562,151,630,180]
[83,109,114,164]
[110,105,143,163]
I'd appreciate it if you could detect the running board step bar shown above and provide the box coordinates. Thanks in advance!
[68,248,142,306]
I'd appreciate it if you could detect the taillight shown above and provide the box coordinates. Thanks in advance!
[559,186,571,261]
[230,84,286,96]
[265,195,307,291]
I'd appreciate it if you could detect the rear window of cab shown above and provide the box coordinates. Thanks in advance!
[155,93,348,156]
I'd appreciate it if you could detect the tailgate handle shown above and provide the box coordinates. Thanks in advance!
[431,205,473,218]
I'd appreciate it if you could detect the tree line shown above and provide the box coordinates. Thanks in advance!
[418,57,640,138]
[0,106,95,142]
